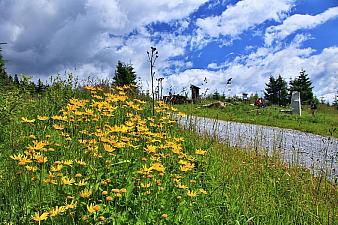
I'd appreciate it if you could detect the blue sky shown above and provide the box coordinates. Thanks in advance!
[0,0,337,102]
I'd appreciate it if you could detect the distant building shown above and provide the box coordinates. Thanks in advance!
[190,85,200,102]
[242,93,248,101]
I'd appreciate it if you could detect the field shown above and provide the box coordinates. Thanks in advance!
[175,99,338,138]
[0,82,337,224]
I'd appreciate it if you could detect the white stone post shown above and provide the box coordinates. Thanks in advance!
[291,91,301,116]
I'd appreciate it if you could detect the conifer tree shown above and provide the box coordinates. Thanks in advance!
[0,43,13,87]
[289,69,314,104]
[264,75,288,106]
[264,76,278,104]
[0,43,7,85]
[276,75,289,106]
[212,90,220,100]
[113,61,137,86]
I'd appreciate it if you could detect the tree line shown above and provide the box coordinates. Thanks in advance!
[264,70,315,106]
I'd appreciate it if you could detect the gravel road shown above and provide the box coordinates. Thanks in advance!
[178,115,338,181]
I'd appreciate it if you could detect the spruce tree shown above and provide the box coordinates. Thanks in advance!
[276,75,289,106]
[264,76,278,104]
[264,75,289,106]
[0,43,8,86]
[113,61,137,86]
[289,69,313,104]
[36,79,46,93]
[212,90,220,100]
[14,74,20,86]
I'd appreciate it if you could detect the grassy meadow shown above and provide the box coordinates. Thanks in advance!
[0,81,337,224]
[175,99,338,138]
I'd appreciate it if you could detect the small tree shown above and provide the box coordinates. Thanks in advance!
[264,75,288,106]
[113,61,137,87]
[212,90,220,100]
[0,43,10,87]
[276,75,288,106]
[36,79,46,93]
[289,69,314,104]
[264,76,278,104]
[334,90,338,110]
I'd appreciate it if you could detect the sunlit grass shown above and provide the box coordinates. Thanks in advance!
[175,100,338,138]
[0,83,336,224]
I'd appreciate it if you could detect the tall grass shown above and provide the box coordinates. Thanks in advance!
[0,81,336,224]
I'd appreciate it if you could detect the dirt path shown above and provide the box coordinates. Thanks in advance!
[178,115,338,181]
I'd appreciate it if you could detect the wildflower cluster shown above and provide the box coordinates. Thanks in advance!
[11,85,208,224]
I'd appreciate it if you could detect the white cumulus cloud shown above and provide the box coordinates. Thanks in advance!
[265,6,338,45]
[196,0,294,38]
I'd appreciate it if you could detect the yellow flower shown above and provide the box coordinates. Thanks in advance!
[80,189,92,198]
[34,154,48,164]
[120,188,128,193]
[62,160,73,167]
[82,216,89,221]
[25,166,38,172]
[61,176,75,186]
[43,179,57,185]
[37,116,49,121]
[195,149,207,155]
[50,164,63,172]
[32,140,49,150]
[145,145,157,154]
[21,117,35,123]
[141,183,152,188]
[106,196,113,201]
[115,193,122,198]
[150,162,165,173]
[111,189,120,193]
[180,162,195,172]
[18,156,33,166]
[65,201,77,210]
[178,160,188,165]
[178,112,186,117]
[10,153,24,161]
[171,145,182,154]
[98,216,105,221]
[177,183,188,189]
[49,206,66,217]
[76,182,89,189]
[32,212,48,222]
[186,190,198,197]
[51,115,68,121]
[103,143,115,153]
[75,159,87,166]
[87,203,100,214]
[199,188,208,195]
[53,124,64,130]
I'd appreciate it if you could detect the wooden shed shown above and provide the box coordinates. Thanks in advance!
[190,85,200,102]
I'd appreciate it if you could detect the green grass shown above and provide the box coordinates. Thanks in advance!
[175,100,338,138]
[185,134,337,224]
[0,83,337,224]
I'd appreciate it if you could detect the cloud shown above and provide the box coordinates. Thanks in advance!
[196,0,294,38]
[265,6,338,45]
[165,36,338,103]
[0,0,206,81]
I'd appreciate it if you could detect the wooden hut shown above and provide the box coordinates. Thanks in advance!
[190,85,200,102]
